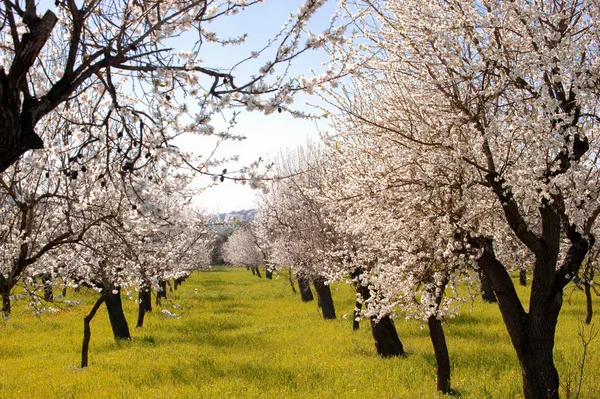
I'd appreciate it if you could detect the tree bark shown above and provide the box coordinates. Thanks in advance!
[104,288,131,340]
[353,297,362,331]
[156,280,167,305]
[288,268,297,294]
[472,234,589,399]
[0,11,58,173]
[42,273,53,301]
[428,314,451,393]
[519,269,527,286]
[297,275,314,302]
[252,266,262,278]
[313,277,336,319]
[265,266,273,280]
[1,277,11,316]
[81,295,106,368]
[371,316,405,357]
[354,279,405,356]
[426,277,451,393]
[478,268,497,303]
[136,286,152,328]
[584,282,593,324]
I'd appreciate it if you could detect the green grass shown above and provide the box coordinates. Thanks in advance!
[0,267,599,398]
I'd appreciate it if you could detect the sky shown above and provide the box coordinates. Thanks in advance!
[188,0,339,214]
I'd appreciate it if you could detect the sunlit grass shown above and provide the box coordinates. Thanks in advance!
[0,267,598,398]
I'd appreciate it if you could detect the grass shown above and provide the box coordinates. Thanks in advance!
[0,266,598,398]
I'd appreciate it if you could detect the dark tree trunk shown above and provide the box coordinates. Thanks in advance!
[156,280,167,305]
[250,266,255,275]
[313,277,336,319]
[472,234,590,399]
[81,295,105,368]
[287,269,297,294]
[370,316,405,357]
[173,276,187,290]
[584,281,593,324]
[0,11,58,173]
[583,263,594,324]
[353,297,362,331]
[1,277,11,316]
[265,266,273,280]
[1,289,10,316]
[136,287,152,328]
[519,269,527,286]
[478,268,497,303]
[104,288,131,340]
[355,279,405,356]
[426,277,452,393]
[297,275,313,302]
[42,273,53,301]
[252,266,262,278]
[62,284,67,297]
[428,315,451,392]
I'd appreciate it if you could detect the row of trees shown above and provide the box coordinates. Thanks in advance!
[0,0,344,367]
[216,2,600,399]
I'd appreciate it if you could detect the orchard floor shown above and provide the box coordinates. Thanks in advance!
[0,266,598,399]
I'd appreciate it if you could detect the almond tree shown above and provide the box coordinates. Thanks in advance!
[0,0,345,174]
[222,224,264,277]
[326,1,600,397]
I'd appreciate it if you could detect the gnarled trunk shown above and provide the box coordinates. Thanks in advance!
[473,234,589,399]
[313,277,336,319]
[104,288,131,340]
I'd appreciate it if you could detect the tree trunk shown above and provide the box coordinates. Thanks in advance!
[252,266,262,278]
[370,316,405,357]
[81,295,106,368]
[478,268,497,303]
[472,235,589,399]
[297,275,313,302]
[1,278,11,316]
[428,314,451,392]
[520,316,560,399]
[0,11,58,173]
[584,281,593,324]
[288,268,297,294]
[136,287,152,328]
[353,297,362,331]
[104,288,131,340]
[355,280,405,356]
[519,269,527,286]
[156,280,167,305]
[313,277,336,319]
[265,266,273,280]
[42,273,53,301]
[427,278,451,393]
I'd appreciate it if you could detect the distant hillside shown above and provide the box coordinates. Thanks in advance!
[210,209,256,228]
